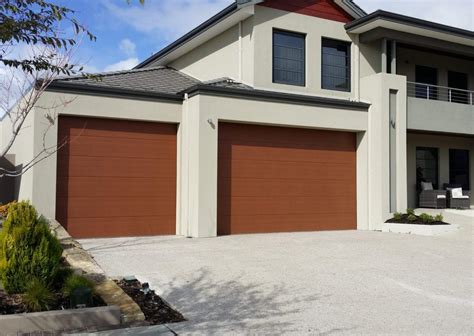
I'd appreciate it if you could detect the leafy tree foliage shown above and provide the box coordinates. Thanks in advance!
[0,0,95,75]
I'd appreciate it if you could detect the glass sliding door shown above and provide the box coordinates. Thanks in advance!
[449,149,470,190]
[416,147,439,190]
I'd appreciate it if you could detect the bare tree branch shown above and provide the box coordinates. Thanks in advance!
[0,36,85,178]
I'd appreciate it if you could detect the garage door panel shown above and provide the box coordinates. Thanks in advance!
[56,116,177,238]
[219,124,355,148]
[218,160,355,180]
[56,196,175,218]
[56,177,175,198]
[57,156,176,178]
[66,216,175,239]
[218,178,355,197]
[218,213,356,235]
[60,136,176,159]
[219,144,355,163]
[218,123,356,235]
[218,196,356,216]
[59,118,176,140]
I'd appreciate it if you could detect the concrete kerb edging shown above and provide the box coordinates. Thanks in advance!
[49,219,146,324]
[0,306,121,336]
[381,222,459,236]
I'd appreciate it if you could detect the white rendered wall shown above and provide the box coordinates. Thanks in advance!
[360,73,408,229]
[19,91,182,225]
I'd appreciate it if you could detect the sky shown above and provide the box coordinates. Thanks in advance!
[12,0,474,74]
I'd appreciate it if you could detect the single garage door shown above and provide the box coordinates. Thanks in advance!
[218,123,356,235]
[56,116,177,238]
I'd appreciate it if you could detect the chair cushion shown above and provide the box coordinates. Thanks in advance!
[451,188,466,199]
[421,182,433,191]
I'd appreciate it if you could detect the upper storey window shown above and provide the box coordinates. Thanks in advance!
[273,30,306,86]
[322,38,351,92]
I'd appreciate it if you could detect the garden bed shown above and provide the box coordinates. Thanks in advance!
[115,279,185,325]
[383,210,456,236]
[385,211,448,225]
[385,215,448,225]
[0,286,106,315]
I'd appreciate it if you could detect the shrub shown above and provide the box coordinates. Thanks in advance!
[54,267,74,290]
[0,201,15,219]
[407,214,417,222]
[0,201,63,294]
[434,214,444,222]
[406,208,415,216]
[62,274,95,297]
[393,212,403,221]
[419,213,435,224]
[23,278,54,312]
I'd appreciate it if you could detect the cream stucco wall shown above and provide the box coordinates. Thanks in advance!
[252,5,357,99]
[360,73,408,229]
[170,25,241,82]
[167,5,387,103]
[14,91,182,225]
[179,93,369,237]
[407,133,474,208]
[0,98,36,201]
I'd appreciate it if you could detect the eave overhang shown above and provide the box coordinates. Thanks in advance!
[345,10,474,48]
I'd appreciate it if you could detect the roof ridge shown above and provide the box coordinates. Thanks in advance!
[55,66,170,81]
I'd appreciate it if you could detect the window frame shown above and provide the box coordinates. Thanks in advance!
[272,29,306,87]
[321,37,352,92]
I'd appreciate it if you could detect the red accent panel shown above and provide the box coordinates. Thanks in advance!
[260,0,354,23]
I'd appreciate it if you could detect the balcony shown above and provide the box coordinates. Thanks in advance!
[406,82,474,135]
[407,82,473,105]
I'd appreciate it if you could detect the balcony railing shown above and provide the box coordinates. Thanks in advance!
[407,81,474,105]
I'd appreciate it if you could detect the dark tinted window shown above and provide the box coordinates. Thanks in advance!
[273,30,305,86]
[415,65,438,100]
[322,38,351,92]
[416,147,439,190]
[450,149,470,190]
[448,71,469,104]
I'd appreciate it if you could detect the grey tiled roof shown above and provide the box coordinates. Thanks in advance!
[203,78,254,90]
[53,67,200,95]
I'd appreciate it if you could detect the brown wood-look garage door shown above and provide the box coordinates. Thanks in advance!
[56,116,177,238]
[218,123,356,235]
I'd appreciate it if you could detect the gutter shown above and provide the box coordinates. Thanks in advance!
[183,84,370,110]
[45,82,371,110]
[46,81,183,103]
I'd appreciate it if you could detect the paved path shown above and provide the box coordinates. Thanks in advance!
[81,224,473,335]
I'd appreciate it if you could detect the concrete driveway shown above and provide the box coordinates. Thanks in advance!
[80,225,473,335]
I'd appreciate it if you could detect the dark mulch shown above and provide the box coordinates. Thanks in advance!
[0,288,106,315]
[386,214,449,225]
[115,279,185,325]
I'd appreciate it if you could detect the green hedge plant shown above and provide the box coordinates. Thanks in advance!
[407,214,417,222]
[0,201,63,294]
[393,212,403,221]
[62,274,95,297]
[419,213,435,224]
[23,278,54,312]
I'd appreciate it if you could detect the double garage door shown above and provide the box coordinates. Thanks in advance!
[56,117,356,238]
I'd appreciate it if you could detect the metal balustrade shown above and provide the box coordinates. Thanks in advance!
[407,81,474,105]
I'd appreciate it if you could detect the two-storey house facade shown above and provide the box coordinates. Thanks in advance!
[1,0,472,238]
